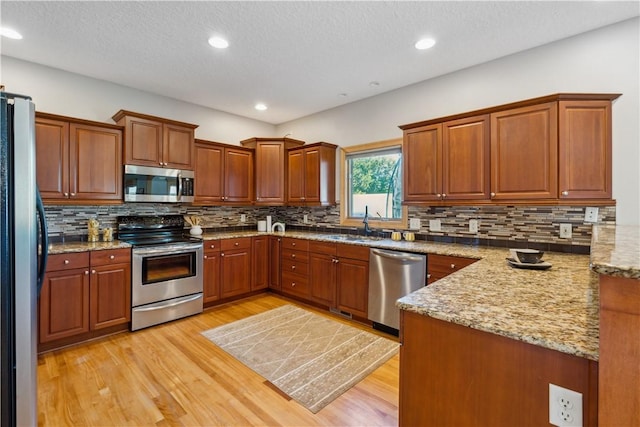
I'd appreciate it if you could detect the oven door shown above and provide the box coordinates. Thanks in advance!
[132,242,203,307]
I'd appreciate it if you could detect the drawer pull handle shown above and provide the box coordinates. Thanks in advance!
[109,255,115,260]
[562,190,569,196]
[221,253,225,257]
[85,270,89,275]
[210,244,215,249]
[291,282,296,287]
[234,242,239,246]
[291,254,296,258]
[292,266,296,270]
[91,269,96,274]
[204,255,208,259]
[451,264,456,269]
[64,260,70,264]
[490,192,496,197]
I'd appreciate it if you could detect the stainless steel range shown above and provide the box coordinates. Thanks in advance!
[118,215,203,331]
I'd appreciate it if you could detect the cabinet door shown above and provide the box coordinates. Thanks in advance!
[403,124,442,202]
[336,257,369,318]
[225,148,254,203]
[203,250,221,303]
[123,116,163,167]
[303,147,321,203]
[252,236,269,291]
[269,237,281,290]
[442,115,491,201]
[491,103,558,200]
[39,268,90,343]
[220,249,251,298]
[194,143,224,204]
[89,263,131,330]
[35,117,70,200]
[287,149,305,203]
[163,123,194,170]
[255,142,286,204]
[70,123,123,201]
[309,252,337,307]
[558,100,612,200]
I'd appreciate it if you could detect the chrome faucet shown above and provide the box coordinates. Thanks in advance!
[363,205,372,236]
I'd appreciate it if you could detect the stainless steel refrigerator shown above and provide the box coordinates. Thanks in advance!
[1,92,48,426]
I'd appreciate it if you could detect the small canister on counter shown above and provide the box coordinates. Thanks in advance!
[102,227,113,242]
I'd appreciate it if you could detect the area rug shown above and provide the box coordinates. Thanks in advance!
[201,304,399,413]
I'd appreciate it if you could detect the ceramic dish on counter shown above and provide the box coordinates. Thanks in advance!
[505,257,552,270]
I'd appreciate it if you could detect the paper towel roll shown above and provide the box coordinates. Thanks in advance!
[257,220,267,232]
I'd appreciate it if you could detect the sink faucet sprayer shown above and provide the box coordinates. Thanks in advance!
[363,205,372,236]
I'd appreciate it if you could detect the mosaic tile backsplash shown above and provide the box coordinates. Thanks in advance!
[44,203,615,252]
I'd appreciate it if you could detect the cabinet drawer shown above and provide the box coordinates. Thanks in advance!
[221,237,251,251]
[428,254,477,274]
[47,252,90,271]
[309,241,337,255]
[282,238,309,251]
[282,259,309,276]
[282,249,309,263]
[203,241,221,252]
[281,272,310,295]
[337,243,370,261]
[90,248,131,266]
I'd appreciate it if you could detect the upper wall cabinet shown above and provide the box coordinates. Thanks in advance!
[287,142,337,206]
[400,93,620,206]
[403,115,490,203]
[240,137,305,205]
[112,110,198,170]
[193,139,254,205]
[36,113,123,204]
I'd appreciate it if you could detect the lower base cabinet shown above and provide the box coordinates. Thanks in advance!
[220,238,252,299]
[335,244,370,318]
[428,254,477,284]
[203,241,221,304]
[39,249,131,351]
[252,236,269,291]
[399,310,598,426]
[268,236,281,290]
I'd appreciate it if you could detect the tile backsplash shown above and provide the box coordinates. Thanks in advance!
[44,203,615,252]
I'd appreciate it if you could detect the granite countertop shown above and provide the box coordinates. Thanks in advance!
[47,240,131,255]
[589,224,640,279]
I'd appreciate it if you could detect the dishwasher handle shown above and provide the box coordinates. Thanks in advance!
[371,248,425,263]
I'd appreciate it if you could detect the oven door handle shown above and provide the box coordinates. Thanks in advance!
[133,243,203,255]
[134,294,203,312]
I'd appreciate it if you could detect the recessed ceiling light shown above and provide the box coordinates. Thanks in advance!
[208,36,229,49]
[254,103,267,111]
[1,27,23,40]
[415,38,436,50]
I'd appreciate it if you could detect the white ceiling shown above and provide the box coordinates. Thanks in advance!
[1,1,638,125]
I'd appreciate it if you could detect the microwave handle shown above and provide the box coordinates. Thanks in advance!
[177,172,183,201]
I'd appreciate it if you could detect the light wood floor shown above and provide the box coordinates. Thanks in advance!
[37,294,399,426]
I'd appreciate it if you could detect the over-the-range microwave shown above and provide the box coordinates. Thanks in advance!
[124,164,194,203]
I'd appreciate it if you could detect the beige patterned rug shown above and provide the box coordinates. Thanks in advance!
[201,304,399,413]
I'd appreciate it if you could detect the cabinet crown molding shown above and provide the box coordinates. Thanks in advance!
[399,93,622,130]
[111,109,198,129]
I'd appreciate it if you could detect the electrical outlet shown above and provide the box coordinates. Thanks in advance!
[559,223,572,239]
[584,207,599,223]
[429,219,441,232]
[409,218,421,230]
[469,219,478,233]
[240,214,246,222]
[549,384,583,427]
[303,214,309,224]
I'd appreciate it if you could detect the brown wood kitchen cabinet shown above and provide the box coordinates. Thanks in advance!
[35,113,123,204]
[403,115,490,203]
[240,137,305,205]
[268,236,282,290]
[203,241,221,305]
[309,241,338,307]
[280,238,310,298]
[287,142,337,206]
[252,236,269,291]
[39,248,131,352]
[219,237,252,299]
[194,140,254,205]
[400,93,619,206]
[112,110,198,170]
[427,254,478,284]
[335,244,370,318]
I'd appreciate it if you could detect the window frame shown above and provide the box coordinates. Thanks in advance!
[339,138,407,230]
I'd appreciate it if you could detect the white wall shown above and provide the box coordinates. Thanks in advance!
[276,18,640,225]
[2,18,638,224]
[0,56,275,144]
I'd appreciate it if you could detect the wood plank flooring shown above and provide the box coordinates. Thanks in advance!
[37,294,399,426]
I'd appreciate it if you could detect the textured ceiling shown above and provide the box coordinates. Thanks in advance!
[1,1,638,124]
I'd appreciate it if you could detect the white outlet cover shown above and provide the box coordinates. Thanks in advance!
[584,207,599,223]
[429,219,441,232]
[549,383,583,427]
[409,218,421,230]
[469,219,478,233]
[559,223,572,239]
[240,214,246,222]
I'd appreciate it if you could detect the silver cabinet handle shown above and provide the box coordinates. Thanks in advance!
[64,260,70,264]
[291,265,296,270]
[292,282,296,287]
[451,264,456,269]
[91,269,96,274]
[562,191,569,196]
[109,255,115,260]
[490,192,496,197]
[85,270,89,275]
[221,253,225,257]
[292,242,296,246]
[210,244,216,249]
[234,242,239,246]
[70,193,76,196]
[63,192,69,197]
[427,273,431,279]
[436,193,441,198]
[291,254,296,258]
[442,194,447,198]
[204,255,208,259]
[159,161,163,166]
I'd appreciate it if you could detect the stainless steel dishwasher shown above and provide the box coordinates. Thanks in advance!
[368,248,427,334]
